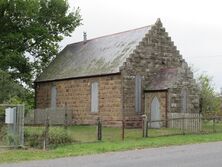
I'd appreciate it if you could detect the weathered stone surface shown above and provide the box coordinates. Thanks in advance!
[121,19,199,127]
[36,74,123,126]
[36,19,199,128]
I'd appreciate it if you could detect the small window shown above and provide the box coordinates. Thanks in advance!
[51,85,57,109]
[135,75,142,113]
[181,88,187,113]
[91,81,99,112]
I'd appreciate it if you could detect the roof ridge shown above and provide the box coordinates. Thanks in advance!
[67,25,152,46]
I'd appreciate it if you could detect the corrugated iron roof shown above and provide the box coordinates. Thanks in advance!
[36,26,152,82]
[146,68,180,91]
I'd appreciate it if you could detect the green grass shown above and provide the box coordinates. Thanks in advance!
[22,122,222,145]
[66,126,182,142]
[1,131,222,164]
[1,123,222,164]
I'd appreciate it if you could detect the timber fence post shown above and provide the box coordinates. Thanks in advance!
[43,109,49,150]
[142,115,148,138]
[182,116,185,135]
[97,117,102,141]
[122,120,125,140]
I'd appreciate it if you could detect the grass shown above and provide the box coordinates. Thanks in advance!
[1,125,222,164]
[66,125,182,142]
[22,126,182,144]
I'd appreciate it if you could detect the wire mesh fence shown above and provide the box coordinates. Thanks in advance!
[141,114,222,138]
[22,108,222,149]
[25,107,73,126]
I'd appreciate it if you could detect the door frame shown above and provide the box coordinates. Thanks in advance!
[144,89,168,128]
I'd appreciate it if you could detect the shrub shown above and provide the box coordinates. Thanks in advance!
[48,127,72,146]
[24,127,73,148]
[24,127,44,148]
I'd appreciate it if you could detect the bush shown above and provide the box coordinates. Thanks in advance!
[48,127,72,146]
[0,107,5,124]
[24,127,44,148]
[24,127,73,148]
[0,107,5,142]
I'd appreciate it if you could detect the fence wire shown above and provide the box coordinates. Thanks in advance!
[22,108,222,149]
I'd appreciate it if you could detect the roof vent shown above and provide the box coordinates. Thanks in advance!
[83,32,87,43]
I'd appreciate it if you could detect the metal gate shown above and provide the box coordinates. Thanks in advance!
[0,104,24,148]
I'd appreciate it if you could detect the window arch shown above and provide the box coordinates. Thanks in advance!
[181,87,188,113]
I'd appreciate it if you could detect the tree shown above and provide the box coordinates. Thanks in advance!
[0,0,81,85]
[197,73,221,113]
[0,69,33,106]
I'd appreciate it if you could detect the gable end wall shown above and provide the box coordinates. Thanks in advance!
[121,21,199,124]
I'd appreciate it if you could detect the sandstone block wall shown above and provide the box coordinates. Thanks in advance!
[36,74,123,126]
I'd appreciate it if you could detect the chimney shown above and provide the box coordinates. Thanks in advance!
[83,32,87,43]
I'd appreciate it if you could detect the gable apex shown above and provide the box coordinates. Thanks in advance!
[155,18,162,27]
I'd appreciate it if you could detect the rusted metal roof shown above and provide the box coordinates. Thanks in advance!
[36,26,152,82]
[146,68,180,91]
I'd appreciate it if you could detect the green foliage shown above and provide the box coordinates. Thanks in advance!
[0,0,81,109]
[24,127,73,148]
[0,107,4,123]
[0,70,34,108]
[24,127,43,148]
[48,127,73,146]
[0,0,82,85]
[197,73,221,113]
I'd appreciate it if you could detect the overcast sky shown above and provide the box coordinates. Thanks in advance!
[61,0,222,92]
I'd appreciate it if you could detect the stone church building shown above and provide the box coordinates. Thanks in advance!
[35,19,199,127]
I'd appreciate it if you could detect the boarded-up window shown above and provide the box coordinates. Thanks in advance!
[51,85,57,109]
[181,88,187,113]
[91,81,99,112]
[135,75,142,113]
[151,96,161,128]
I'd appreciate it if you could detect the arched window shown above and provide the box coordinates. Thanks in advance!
[181,88,188,113]
[151,96,161,128]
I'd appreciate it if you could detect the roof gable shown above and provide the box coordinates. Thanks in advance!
[36,26,151,82]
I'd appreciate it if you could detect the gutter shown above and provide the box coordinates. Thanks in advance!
[34,72,121,83]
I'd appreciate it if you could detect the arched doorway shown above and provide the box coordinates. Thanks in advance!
[151,96,161,128]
